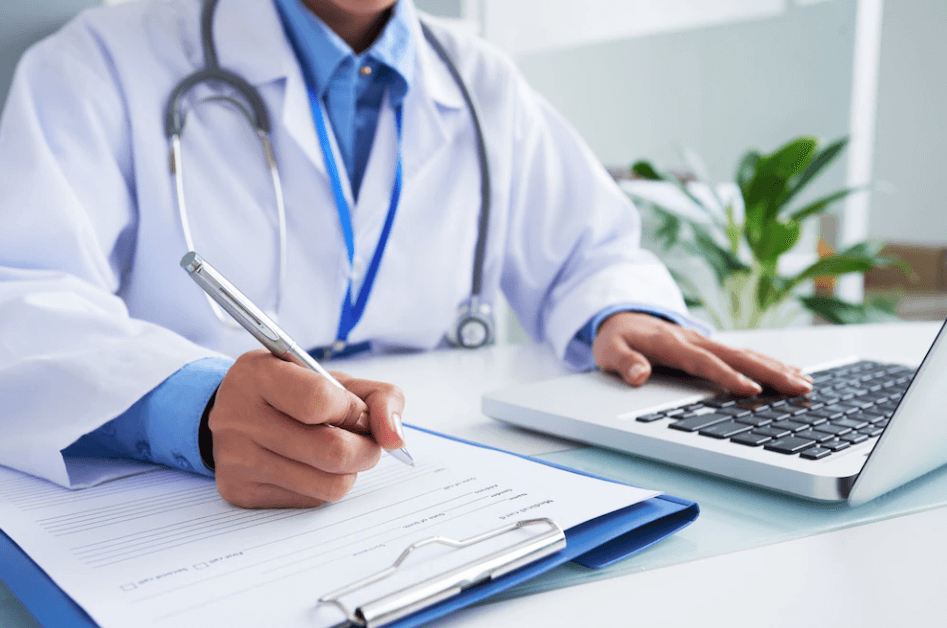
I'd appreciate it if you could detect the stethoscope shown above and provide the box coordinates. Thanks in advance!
[165,0,495,353]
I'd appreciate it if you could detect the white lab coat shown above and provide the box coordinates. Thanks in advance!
[0,0,689,488]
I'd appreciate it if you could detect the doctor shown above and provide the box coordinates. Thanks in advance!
[0,0,811,508]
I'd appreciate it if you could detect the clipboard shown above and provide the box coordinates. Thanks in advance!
[0,428,699,628]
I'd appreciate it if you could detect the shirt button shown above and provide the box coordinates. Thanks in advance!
[359,65,372,76]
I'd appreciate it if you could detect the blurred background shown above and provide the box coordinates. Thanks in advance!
[2,0,945,342]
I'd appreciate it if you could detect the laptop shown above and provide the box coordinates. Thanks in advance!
[483,320,947,505]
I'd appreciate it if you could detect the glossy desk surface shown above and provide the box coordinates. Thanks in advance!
[2,322,943,627]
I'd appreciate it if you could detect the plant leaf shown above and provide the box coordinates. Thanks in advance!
[683,294,704,308]
[784,241,897,295]
[750,220,801,266]
[787,187,862,222]
[650,205,683,250]
[735,150,761,198]
[757,274,790,310]
[745,138,818,216]
[781,137,848,209]
[799,296,900,324]
[685,229,751,285]
[742,138,818,253]
[631,160,667,181]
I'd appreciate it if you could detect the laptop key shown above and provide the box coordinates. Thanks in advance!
[794,414,828,427]
[735,414,775,427]
[772,419,808,432]
[838,399,875,411]
[668,413,731,433]
[800,447,833,460]
[736,399,772,411]
[698,421,753,439]
[813,423,852,437]
[636,413,667,423]
[754,426,792,439]
[704,395,739,408]
[718,406,753,418]
[765,436,817,454]
[832,417,869,430]
[731,431,774,446]
[824,403,860,415]
[808,408,845,420]
[859,426,884,437]
[795,429,834,443]
[753,409,792,421]
[822,439,852,452]
[841,432,869,444]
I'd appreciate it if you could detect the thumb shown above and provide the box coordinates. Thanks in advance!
[596,342,653,387]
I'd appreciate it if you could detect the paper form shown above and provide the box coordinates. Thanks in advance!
[0,429,658,628]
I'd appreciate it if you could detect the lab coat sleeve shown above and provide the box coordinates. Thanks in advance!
[499,75,705,371]
[63,358,231,477]
[0,26,224,488]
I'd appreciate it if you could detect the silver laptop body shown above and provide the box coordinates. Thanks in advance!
[483,321,947,505]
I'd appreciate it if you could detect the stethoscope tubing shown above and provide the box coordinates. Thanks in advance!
[165,0,491,340]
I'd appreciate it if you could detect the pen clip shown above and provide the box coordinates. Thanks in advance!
[216,284,280,343]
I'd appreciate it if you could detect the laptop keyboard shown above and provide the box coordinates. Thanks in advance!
[635,361,916,460]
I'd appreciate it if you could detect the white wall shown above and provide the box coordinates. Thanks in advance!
[869,0,947,245]
[478,0,945,250]
[490,0,857,209]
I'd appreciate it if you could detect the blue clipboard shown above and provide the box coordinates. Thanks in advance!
[0,428,699,628]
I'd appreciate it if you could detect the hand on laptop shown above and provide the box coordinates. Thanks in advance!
[592,312,813,397]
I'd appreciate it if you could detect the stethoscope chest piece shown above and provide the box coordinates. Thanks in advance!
[449,298,495,349]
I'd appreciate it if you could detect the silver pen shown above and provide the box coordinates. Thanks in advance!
[180,251,414,466]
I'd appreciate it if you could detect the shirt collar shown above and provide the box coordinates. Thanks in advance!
[273,0,415,105]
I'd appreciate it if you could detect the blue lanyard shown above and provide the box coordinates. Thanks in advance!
[308,86,403,344]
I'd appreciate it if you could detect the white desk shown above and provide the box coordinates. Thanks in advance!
[2,322,943,627]
[337,322,945,628]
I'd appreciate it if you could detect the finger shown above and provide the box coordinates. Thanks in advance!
[242,416,382,474]
[340,377,407,449]
[742,348,812,381]
[239,445,359,503]
[256,358,367,428]
[667,344,764,396]
[219,482,326,509]
[594,338,653,387]
[695,340,813,396]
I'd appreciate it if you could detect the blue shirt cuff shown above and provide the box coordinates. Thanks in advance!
[575,303,713,346]
[62,358,232,476]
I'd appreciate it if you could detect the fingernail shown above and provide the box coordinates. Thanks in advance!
[390,413,405,441]
[795,376,814,390]
[358,411,369,425]
[741,376,763,393]
[628,365,645,383]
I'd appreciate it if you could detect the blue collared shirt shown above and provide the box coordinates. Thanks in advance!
[64,0,707,476]
[273,0,413,198]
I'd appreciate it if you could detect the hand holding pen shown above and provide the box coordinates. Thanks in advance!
[181,252,413,509]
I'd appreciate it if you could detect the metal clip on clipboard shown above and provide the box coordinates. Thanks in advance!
[318,518,566,628]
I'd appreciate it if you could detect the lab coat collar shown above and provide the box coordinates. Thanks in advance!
[212,0,294,87]
[405,4,465,111]
[212,0,464,189]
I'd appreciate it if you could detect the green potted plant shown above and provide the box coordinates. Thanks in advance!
[626,136,905,329]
